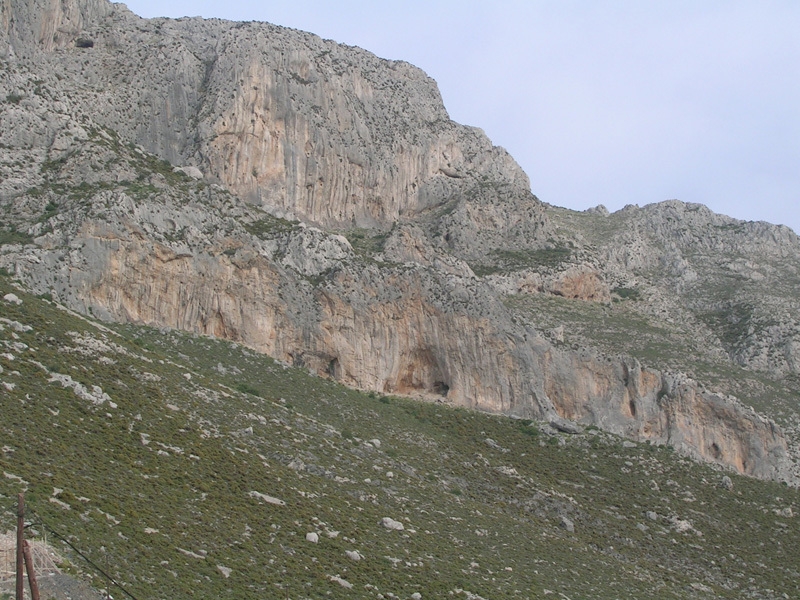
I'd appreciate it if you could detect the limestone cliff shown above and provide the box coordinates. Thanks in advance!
[1,0,111,57]
[0,0,798,483]
[3,0,535,230]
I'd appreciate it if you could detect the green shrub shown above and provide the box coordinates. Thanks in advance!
[235,382,262,397]
[471,246,572,275]
[612,286,641,300]
[344,228,389,257]
[0,229,32,245]
[243,215,299,239]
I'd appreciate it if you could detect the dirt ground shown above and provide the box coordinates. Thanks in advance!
[0,572,105,600]
[0,533,103,600]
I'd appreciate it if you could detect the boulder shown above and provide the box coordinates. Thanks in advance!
[3,293,22,305]
[380,517,404,531]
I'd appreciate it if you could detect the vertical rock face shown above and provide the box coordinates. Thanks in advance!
[194,29,504,227]
[5,1,532,230]
[540,350,788,481]
[657,383,787,480]
[0,0,797,483]
[1,0,111,57]
[43,220,556,417]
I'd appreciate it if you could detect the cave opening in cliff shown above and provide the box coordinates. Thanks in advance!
[710,442,723,460]
[629,399,637,417]
[327,357,340,379]
[76,37,94,48]
[433,381,450,397]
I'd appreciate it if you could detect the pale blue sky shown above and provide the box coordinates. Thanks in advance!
[121,1,800,234]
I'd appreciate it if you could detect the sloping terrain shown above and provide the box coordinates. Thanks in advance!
[0,0,798,483]
[1,277,798,599]
[1,2,799,599]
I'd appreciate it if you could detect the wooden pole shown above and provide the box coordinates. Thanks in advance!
[16,493,24,600]
[22,540,41,600]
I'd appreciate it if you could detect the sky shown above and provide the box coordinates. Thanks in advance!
[122,1,800,234]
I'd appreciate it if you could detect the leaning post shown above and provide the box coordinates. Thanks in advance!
[16,493,24,600]
[22,539,41,600]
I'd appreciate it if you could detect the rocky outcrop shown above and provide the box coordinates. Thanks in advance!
[541,349,788,480]
[7,195,793,481]
[3,0,533,231]
[548,267,610,302]
[559,201,800,377]
[1,0,798,483]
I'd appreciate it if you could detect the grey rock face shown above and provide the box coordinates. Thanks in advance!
[4,0,534,232]
[1,0,798,484]
[558,516,575,533]
[1,0,112,58]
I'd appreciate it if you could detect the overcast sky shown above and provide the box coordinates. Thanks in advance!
[122,1,800,234]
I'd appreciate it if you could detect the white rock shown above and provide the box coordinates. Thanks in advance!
[329,575,352,589]
[217,565,232,578]
[305,532,319,543]
[3,293,22,305]
[369,438,381,448]
[380,517,404,531]
[670,516,693,533]
[345,550,361,561]
[0,319,31,333]
[49,497,71,510]
[248,491,285,506]
[176,547,206,559]
[48,373,112,406]
[174,165,204,179]
[559,516,574,533]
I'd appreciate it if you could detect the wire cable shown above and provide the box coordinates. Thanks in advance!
[26,509,141,600]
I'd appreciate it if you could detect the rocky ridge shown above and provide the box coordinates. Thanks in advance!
[0,0,798,483]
